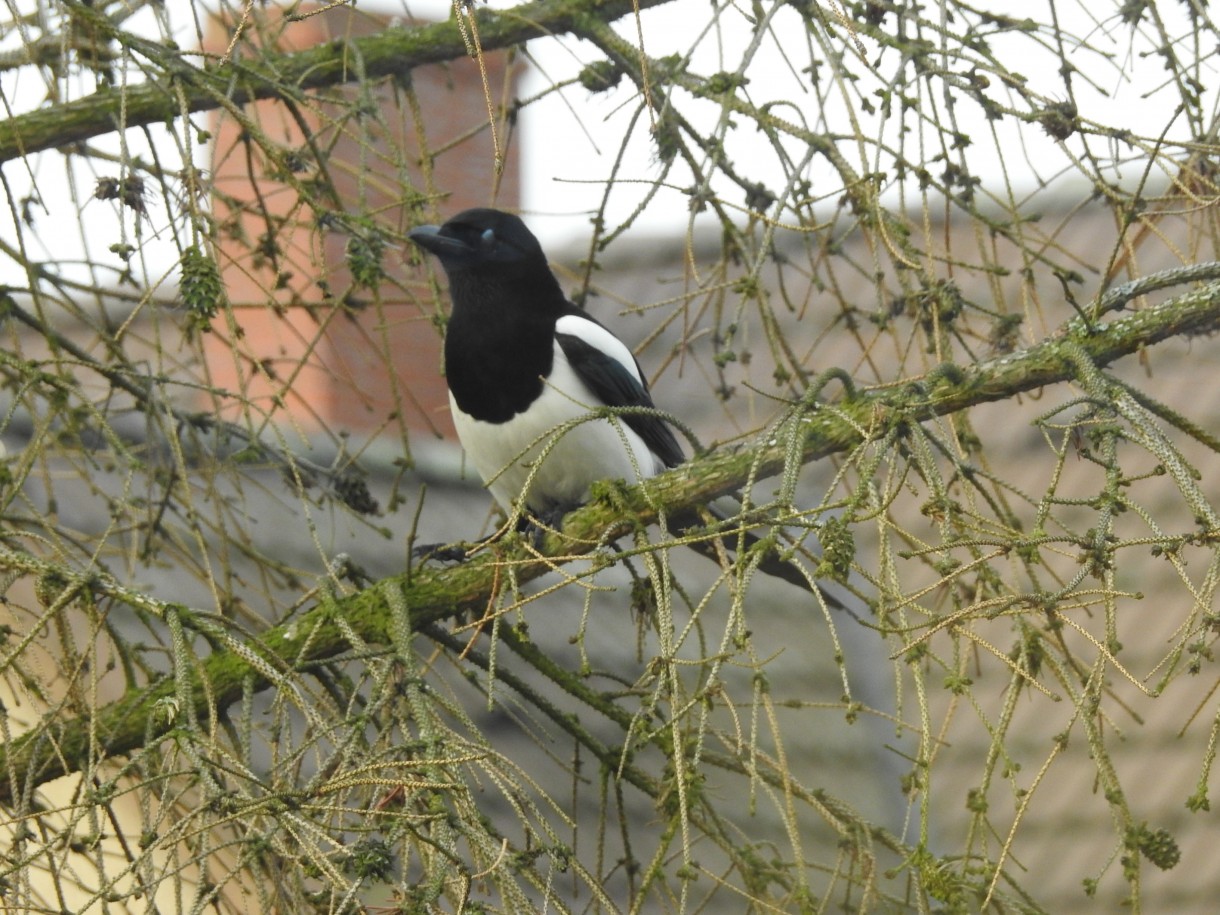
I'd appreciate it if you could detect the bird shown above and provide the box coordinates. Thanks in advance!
[408,208,854,611]
[408,207,682,527]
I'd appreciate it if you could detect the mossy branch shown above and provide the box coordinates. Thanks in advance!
[3,274,1219,802]
[0,0,675,165]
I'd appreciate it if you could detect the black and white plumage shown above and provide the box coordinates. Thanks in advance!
[409,207,683,519]
[410,208,855,611]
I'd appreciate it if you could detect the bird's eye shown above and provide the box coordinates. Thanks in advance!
[479,227,495,247]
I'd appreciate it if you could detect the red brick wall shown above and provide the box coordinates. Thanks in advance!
[205,5,520,438]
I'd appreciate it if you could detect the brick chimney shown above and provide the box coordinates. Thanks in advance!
[204,5,520,440]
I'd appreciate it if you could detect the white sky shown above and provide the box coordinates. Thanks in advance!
[0,0,1214,281]
[418,0,1215,247]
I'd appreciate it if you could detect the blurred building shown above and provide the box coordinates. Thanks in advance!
[1,4,1215,913]
[192,8,1220,912]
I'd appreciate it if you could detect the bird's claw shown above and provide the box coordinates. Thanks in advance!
[412,505,574,565]
[411,541,474,563]
[516,504,575,550]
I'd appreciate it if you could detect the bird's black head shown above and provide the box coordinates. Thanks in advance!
[408,208,548,274]
[409,208,568,321]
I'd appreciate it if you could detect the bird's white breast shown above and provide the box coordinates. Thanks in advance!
[451,333,664,515]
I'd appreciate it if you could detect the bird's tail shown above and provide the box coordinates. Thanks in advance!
[669,498,864,617]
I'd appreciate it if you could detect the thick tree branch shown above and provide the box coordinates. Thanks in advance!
[0,0,674,165]
[3,275,1220,801]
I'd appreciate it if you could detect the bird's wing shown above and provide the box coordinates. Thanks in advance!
[554,313,684,468]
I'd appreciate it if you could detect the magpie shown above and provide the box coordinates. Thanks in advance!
[409,208,850,608]
[409,207,681,524]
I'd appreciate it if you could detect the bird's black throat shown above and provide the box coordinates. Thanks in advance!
[442,271,562,424]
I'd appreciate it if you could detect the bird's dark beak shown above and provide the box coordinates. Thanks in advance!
[408,224,473,261]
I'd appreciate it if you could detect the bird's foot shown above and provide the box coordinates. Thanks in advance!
[517,503,576,550]
[412,505,576,563]
[412,540,481,563]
